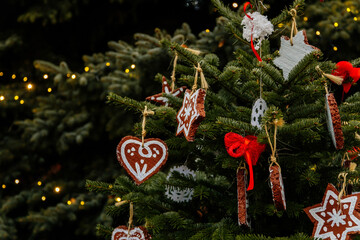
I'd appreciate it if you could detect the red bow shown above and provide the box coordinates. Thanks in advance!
[332,61,360,95]
[244,2,262,62]
[348,146,360,160]
[224,132,266,191]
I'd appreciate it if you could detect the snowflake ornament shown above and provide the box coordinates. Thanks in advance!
[241,12,274,50]
[304,183,360,240]
[165,165,196,203]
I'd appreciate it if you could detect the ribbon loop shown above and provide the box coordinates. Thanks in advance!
[224,132,266,191]
[243,2,262,62]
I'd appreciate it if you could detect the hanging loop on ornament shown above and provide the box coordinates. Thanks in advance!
[315,65,344,86]
[337,172,348,211]
[127,201,134,237]
[141,106,155,147]
[341,152,351,167]
[170,52,179,93]
[289,9,298,46]
[192,62,208,95]
[243,2,253,20]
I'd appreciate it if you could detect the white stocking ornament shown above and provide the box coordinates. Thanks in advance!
[251,98,268,129]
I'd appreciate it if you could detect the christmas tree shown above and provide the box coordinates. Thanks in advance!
[84,0,360,239]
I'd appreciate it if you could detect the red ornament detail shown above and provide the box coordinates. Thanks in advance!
[348,147,360,160]
[176,88,206,142]
[224,132,266,191]
[332,61,360,94]
[304,184,360,240]
[243,1,262,62]
[112,225,152,240]
[146,76,186,107]
[116,136,168,185]
[269,165,286,211]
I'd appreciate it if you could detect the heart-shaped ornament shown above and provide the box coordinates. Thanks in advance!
[116,136,168,185]
[112,225,152,240]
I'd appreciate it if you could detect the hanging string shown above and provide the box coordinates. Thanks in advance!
[338,172,348,211]
[289,9,298,46]
[170,52,178,93]
[315,65,344,85]
[191,63,208,95]
[264,124,281,169]
[127,201,134,236]
[141,106,154,147]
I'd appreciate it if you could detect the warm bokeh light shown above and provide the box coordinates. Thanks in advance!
[84,66,90,72]
[41,196,46,201]
[316,31,321,36]
[125,69,130,73]
[67,200,72,205]
[27,83,33,90]
[205,29,210,33]
[14,96,19,100]
[333,46,338,51]
[0,72,3,76]
[71,74,76,79]
[43,74,48,79]
[23,77,28,82]
[116,197,121,202]
[130,64,136,69]
[303,17,308,21]
[37,181,42,186]
[80,201,85,205]
[2,184,6,189]
[278,23,284,28]
[14,179,20,184]
[11,74,16,79]
[106,62,111,66]
[334,22,339,27]
[232,2,238,8]
[0,96,5,101]
[20,99,24,104]
[48,88,52,93]
[347,8,351,12]
[54,186,61,193]
[354,17,358,21]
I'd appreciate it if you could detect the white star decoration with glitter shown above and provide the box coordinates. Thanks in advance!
[304,184,360,240]
[146,76,186,107]
[273,30,318,80]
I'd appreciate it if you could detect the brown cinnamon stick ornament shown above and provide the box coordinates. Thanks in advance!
[325,93,344,150]
[269,165,286,211]
[237,168,250,227]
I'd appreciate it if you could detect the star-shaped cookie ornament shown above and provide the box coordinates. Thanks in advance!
[304,183,360,240]
[146,76,186,107]
[273,30,319,80]
[176,88,206,142]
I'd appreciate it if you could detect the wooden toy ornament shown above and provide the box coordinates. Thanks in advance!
[176,63,207,142]
[273,10,319,80]
[304,175,360,240]
[112,202,152,240]
[116,106,168,185]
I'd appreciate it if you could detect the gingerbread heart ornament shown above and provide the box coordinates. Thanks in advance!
[112,225,152,240]
[116,136,168,185]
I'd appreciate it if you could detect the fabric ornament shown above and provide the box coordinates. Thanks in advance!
[146,76,186,107]
[251,98,268,129]
[273,30,319,80]
[237,167,250,227]
[241,2,274,61]
[325,93,344,150]
[224,132,266,191]
[112,226,152,240]
[165,165,196,203]
[304,183,360,240]
[331,61,360,95]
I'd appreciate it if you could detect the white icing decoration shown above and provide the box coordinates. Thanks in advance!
[251,98,268,129]
[165,165,196,203]
[117,139,167,182]
[329,199,334,205]
[273,30,316,80]
[111,226,146,240]
[308,187,360,240]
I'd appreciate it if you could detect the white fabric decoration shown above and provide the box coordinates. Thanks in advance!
[251,98,268,129]
[241,12,274,50]
[165,165,196,203]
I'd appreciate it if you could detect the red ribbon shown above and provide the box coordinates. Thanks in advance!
[244,2,262,62]
[348,146,360,160]
[224,132,266,191]
[332,61,360,96]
